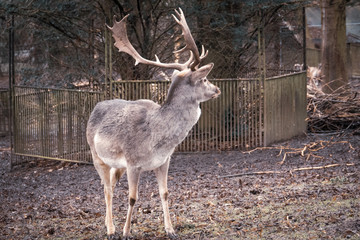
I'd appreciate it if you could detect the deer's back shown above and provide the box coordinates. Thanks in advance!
[86,99,163,167]
[87,98,160,140]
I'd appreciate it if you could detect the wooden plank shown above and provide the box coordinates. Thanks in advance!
[264,72,306,146]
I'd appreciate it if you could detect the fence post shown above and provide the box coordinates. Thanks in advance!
[258,9,266,147]
[104,10,113,100]
[8,14,15,169]
[258,10,266,81]
[104,26,109,99]
[302,7,307,71]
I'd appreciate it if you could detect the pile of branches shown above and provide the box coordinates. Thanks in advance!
[307,81,360,133]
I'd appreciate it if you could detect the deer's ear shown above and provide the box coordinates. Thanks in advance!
[171,70,180,78]
[192,63,214,80]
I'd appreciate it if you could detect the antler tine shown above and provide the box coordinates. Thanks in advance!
[200,45,208,59]
[172,8,203,71]
[108,14,189,71]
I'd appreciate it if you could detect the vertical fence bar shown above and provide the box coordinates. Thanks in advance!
[249,81,254,148]
[213,80,218,151]
[57,90,64,157]
[225,80,229,149]
[255,80,259,147]
[237,81,242,149]
[258,8,266,147]
[251,81,255,147]
[254,80,257,148]
[0,91,9,135]
[236,80,240,149]
[227,80,231,148]
[231,80,235,149]
[244,81,249,148]
[249,80,254,148]
[104,27,108,99]
[208,86,213,151]
[239,81,244,149]
[259,77,264,147]
[9,15,15,168]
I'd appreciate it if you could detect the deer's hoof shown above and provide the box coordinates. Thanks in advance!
[107,233,120,240]
[122,236,133,240]
[167,232,178,239]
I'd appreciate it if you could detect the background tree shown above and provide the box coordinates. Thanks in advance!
[321,0,348,93]
[0,0,308,87]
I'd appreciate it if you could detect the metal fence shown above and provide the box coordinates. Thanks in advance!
[12,87,102,165]
[0,89,9,136]
[112,78,264,152]
[10,72,306,165]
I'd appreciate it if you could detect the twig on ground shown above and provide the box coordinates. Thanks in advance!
[289,163,355,174]
[243,139,354,165]
[218,163,357,178]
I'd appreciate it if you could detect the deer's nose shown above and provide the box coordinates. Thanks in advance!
[212,87,221,99]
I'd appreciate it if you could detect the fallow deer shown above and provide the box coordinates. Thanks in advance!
[86,8,220,239]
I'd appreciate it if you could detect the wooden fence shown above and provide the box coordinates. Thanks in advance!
[10,72,306,165]
[264,72,307,145]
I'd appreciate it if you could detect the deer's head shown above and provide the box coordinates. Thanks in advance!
[108,8,221,104]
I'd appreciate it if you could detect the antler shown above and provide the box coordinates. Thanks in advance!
[172,8,208,71]
[108,8,207,72]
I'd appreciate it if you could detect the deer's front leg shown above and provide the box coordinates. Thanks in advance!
[123,168,141,238]
[154,158,176,238]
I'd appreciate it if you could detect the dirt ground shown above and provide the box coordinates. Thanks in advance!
[0,132,359,240]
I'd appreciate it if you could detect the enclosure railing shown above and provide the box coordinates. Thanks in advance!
[11,72,306,165]
[111,78,264,152]
[0,89,9,136]
[12,87,103,165]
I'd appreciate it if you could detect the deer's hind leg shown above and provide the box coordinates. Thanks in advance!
[123,167,141,238]
[154,157,176,238]
[92,151,125,236]
[110,167,126,191]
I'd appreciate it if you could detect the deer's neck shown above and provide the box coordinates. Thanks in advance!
[161,95,200,125]
[153,97,200,149]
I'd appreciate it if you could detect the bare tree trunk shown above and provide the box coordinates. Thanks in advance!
[321,0,348,93]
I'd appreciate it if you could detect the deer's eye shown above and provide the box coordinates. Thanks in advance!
[202,79,207,83]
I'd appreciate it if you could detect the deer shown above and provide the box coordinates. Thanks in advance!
[86,8,220,239]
